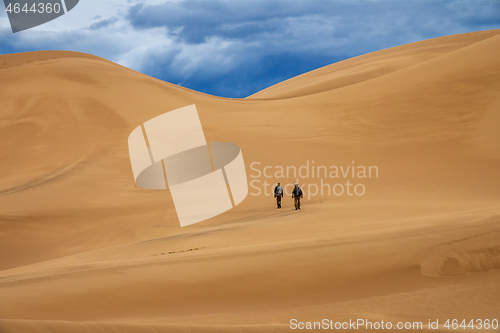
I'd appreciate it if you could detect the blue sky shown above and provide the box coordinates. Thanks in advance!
[1,0,500,97]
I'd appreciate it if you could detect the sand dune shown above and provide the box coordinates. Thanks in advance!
[248,30,500,100]
[1,30,500,332]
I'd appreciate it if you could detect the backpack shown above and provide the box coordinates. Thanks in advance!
[294,187,302,196]
[275,185,283,196]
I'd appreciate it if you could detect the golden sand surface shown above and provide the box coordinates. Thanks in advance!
[1,30,499,332]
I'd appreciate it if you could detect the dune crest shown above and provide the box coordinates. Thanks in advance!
[248,30,500,100]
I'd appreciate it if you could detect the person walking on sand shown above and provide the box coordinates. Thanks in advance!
[292,183,303,210]
[274,182,283,209]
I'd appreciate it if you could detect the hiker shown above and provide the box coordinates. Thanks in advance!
[292,183,303,210]
[274,182,283,209]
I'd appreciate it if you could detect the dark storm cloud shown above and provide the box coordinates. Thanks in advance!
[127,1,332,43]
[126,1,500,43]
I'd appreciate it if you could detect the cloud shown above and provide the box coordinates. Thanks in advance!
[0,0,499,97]
[89,17,120,30]
[127,1,329,44]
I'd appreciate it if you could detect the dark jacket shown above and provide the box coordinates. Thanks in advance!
[292,187,303,197]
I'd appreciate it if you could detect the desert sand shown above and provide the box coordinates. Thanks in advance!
[0,29,499,332]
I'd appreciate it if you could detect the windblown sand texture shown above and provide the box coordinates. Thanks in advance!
[1,30,500,332]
